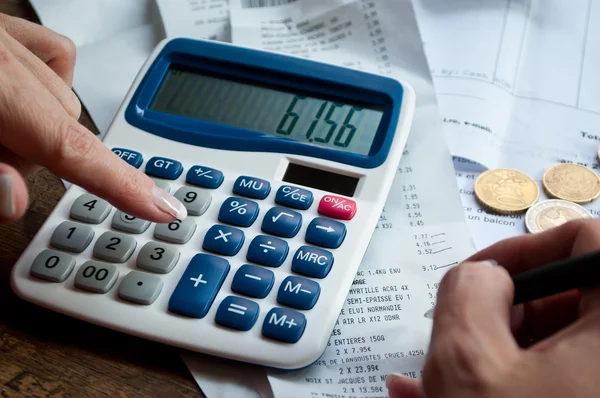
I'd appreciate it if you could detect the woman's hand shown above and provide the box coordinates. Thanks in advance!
[0,14,185,223]
[387,218,600,398]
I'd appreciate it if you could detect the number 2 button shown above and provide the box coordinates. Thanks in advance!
[93,231,137,263]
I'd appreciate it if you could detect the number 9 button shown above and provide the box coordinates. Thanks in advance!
[173,186,211,216]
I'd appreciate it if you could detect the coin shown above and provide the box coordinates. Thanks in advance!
[542,163,600,204]
[474,168,539,214]
[525,199,593,233]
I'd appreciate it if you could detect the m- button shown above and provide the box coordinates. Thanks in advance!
[318,195,357,220]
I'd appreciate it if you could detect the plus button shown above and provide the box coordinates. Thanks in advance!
[190,274,207,287]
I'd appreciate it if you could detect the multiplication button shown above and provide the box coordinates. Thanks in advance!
[70,194,112,224]
[50,221,94,253]
[74,261,119,293]
[30,249,75,282]
[262,308,306,343]
[203,225,245,256]
[275,185,313,210]
[215,296,259,331]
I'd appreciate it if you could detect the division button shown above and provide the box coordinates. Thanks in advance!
[246,235,288,267]
[215,296,260,331]
[262,307,307,344]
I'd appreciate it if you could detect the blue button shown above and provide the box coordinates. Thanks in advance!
[291,245,334,278]
[111,147,143,168]
[246,235,288,268]
[186,165,224,189]
[168,254,230,318]
[231,264,275,298]
[215,296,260,331]
[261,207,302,238]
[275,185,313,210]
[305,217,346,249]
[203,225,245,256]
[145,156,183,180]
[233,176,271,199]
[218,197,259,227]
[277,276,320,310]
[262,307,307,343]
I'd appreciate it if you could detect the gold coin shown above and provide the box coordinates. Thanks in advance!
[542,163,600,204]
[525,199,593,233]
[474,168,539,214]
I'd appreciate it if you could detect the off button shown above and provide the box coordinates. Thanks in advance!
[317,195,357,220]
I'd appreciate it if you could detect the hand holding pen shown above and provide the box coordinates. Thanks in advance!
[386,218,600,398]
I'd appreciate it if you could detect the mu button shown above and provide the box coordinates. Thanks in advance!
[318,195,356,220]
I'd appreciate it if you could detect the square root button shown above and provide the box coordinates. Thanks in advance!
[168,254,230,318]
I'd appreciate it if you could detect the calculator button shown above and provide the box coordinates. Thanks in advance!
[154,218,197,244]
[186,165,224,189]
[305,217,346,249]
[168,253,230,318]
[231,264,275,298]
[118,270,163,305]
[152,178,172,193]
[318,195,357,220]
[275,185,313,210]
[50,221,94,253]
[291,246,334,279]
[74,261,119,293]
[233,176,270,199]
[262,307,306,344]
[215,296,260,331]
[70,194,112,224]
[202,224,245,256]
[111,211,151,234]
[218,197,259,227]
[145,156,183,180]
[246,235,288,267]
[93,231,137,263]
[111,147,143,168]
[277,276,320,310]
[137,241,180,274]
[261,207,302,238]
[30,249,75,282]
[174,186,212,216]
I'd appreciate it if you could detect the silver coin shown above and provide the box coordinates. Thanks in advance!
[525,199,593,233]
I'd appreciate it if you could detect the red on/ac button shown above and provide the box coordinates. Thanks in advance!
[318,195,357,220]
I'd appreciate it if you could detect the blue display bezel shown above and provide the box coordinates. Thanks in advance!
[124,38,404,169]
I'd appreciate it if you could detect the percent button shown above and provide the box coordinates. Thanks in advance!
[218,197,260,227]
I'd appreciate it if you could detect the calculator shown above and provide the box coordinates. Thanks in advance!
[10,38,415,369]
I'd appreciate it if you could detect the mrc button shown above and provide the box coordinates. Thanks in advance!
[318,195,357,220]
[111,147,143,168]
[291,245,333,278]
[145,156,183,180]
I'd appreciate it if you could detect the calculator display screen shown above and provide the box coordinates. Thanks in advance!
[149,66,385,156]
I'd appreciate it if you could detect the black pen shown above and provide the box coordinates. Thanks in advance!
[424,250,600,319]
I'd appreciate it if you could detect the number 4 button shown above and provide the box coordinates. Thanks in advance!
[70,193,112,224]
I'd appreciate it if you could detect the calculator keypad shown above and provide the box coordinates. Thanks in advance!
[30,249,75,282]
[74,261,119,293]
[118,270,163,305]
[154,218,197,244]
[111,211,151,234]
[173,186,212,216]
[168,254,230,318]
[29,149,361,346]
[136,241,180,274]
[70,194,112,224]
[93,231,137,263]
[50,221,94,253]
[261,207,302,238]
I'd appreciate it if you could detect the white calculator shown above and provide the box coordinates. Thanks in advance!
[10,38,415,369]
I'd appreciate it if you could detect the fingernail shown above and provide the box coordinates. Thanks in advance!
[386,373,404,389]
[0,174,15,218]
[478,260,498,267]
[152,185,187,219]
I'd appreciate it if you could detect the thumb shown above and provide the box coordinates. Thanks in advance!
[0,162,28,223]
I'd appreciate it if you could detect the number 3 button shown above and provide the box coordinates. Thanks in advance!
[137,241,180,274]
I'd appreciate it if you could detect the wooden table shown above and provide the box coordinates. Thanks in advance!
[0,2,203,396]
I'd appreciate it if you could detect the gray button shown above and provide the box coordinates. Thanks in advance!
[70,193,112,224]
[137,241,180,274]
[50,221,94,253]
[154,218,196,244]
[30,249,75,282]
[173,186,212,216]
[152,178,171,193]
[111,211,151,234]
[74,261,119,293]
[118,270,163,305]
[93,231,137,263]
